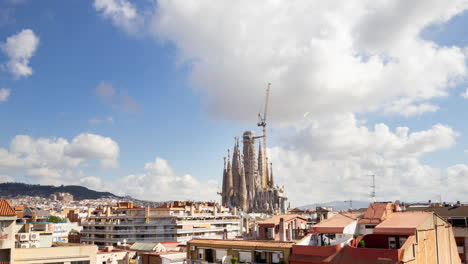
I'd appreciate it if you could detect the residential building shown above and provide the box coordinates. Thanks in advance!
[96,246,135,264]
[309,212,362,246]
[80,201,241,246]
[406,203,468,263]
[290,203,461,264]
[13,244,98,264]
[187,239,294,264]
[257,214,308,241]
[357,202,401,235]
[0,200,16,264]
[140,252,186,264]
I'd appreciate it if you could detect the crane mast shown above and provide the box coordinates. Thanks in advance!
[257,83,271,187]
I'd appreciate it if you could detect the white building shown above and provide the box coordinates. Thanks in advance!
[81,201,241,246]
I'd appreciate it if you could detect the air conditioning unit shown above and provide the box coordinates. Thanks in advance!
[30,242,39,248]
[17,233,30,241]
[20,243,30,248]
[30,233,40,241]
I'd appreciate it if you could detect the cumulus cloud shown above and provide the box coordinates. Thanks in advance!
[0,133,120,183]
[94,81,141,112]
[1,29,39,78]
[144,0,468,122]
[64,133,120,168]
[94,0,143,34]
[0,88,10,102]
[115,157,218,201]
[95,1,468,204]
[270,113,459,205]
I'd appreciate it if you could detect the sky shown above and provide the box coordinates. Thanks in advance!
[1,0,468,207]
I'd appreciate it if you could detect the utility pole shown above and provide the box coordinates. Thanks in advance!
[344,200,353,210]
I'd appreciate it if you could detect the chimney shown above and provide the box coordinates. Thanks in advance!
[223,228,228,240]
[279,218,286,241]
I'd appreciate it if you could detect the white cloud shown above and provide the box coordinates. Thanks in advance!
[461,88,468,99]
[115,157,217,201]
[94,81,141,113]
[0,133,120,182]
[94,0,142,34]
[1,29,39,78]
[0,88,10,102]
[270,113,459,205]
[65,133,120,168]
[94,1,468,204]
[146,0,468,122]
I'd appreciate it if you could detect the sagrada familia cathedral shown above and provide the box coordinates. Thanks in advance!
[221,130,288,214]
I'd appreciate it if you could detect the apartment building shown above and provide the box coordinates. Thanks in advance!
[187,239,294,264]
[257,214,308,241]
[290,203,461,264]
[80,201,241,246]
[406,203,468,263]
[0,200,16,264]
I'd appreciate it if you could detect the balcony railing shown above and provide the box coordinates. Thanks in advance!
[81,221,176,226]
[81,227,240,235]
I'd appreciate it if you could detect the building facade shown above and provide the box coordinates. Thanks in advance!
[221,131,288,214]
[80,202,241,246]
[0,200,16,264]
[187,239,294,264]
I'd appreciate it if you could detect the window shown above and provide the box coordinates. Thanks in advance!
[239,252,252,263]
[198,249,204,260]
[71,261,90,264]
[448,218,467,227]
[365,225,375,229]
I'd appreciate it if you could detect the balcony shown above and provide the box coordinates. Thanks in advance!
[81,221,176,226]
[81,227,240,235]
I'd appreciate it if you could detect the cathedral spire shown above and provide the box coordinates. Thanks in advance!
[238,154,248,212]
[222,156,227,205]
[269,162,274,188]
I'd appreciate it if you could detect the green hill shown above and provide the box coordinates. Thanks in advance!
[0,182,121,200]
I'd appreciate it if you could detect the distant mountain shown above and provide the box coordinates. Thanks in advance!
[0,182,122,201]
[298,200,371,211]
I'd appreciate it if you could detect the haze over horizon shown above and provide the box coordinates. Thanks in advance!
[2,0,468,206]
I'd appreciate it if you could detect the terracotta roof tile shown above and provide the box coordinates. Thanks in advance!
[258,214,307,225]
[373,212,432,235]
[0,200,16,216]
[358,203,399,225]
[311,213,362,234]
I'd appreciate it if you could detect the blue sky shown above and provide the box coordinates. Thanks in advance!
[1,0,468,206]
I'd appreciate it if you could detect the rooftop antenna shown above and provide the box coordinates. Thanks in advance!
[368,174,376,202]
[344,200,353,210]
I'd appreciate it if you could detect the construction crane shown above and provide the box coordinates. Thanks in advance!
[256,83,271,156]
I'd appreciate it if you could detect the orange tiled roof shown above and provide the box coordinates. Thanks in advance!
[0,200,17,216]
[311,212,363,234]
[373,212,432,235]
[188,239,294,248]
[258,214,307,225]
[358,203,398,225]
